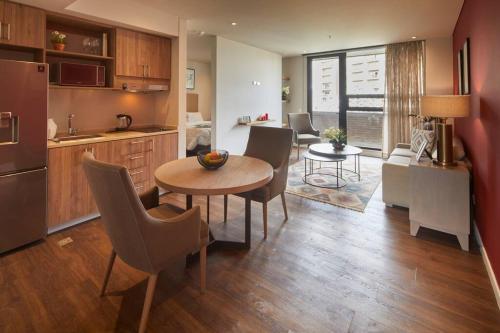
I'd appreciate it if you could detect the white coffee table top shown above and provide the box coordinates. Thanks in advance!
[309,143,362,157]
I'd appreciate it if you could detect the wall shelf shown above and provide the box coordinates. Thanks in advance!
[45,49,113,61]
[49,85,117,91]
[239,119,276,126]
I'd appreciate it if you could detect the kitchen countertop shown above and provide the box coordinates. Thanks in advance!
[48,129,178,149]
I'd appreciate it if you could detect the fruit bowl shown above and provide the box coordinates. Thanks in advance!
[197,150,229,170]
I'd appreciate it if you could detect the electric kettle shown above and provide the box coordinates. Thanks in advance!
[116,114,132,130]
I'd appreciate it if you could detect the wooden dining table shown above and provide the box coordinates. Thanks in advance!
[154,155,273,250]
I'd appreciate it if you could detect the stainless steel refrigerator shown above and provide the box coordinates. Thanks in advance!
[0,59,48,253]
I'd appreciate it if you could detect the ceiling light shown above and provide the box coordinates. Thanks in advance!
[199,31,205,36]
[231,22,237,26]
[412,36,417,39]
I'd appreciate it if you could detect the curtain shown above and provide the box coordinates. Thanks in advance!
[385,41,425,153]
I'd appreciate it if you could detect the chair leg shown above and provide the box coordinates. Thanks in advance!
[297,144,300,160]
[263,201,268,239]
[139,274,158,333]
[223,195,228,222]
[200,245,207,292]
[100,250,116,297]
[206,195,210,224]
[281,192,288,221]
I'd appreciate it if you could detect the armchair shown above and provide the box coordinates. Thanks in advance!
[82,152,208,333]
[288,113,322,159]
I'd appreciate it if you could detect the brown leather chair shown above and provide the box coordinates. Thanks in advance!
[224,126,293,239]
[288,112,321,159]
[82,152,208,333]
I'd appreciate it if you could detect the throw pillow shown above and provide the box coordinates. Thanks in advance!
[410,128,435,152]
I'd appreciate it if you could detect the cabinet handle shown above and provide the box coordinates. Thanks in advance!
[147,65,150,77]
[129,155,144,160]
[129,170,144,176]
[130,140,144,145]
[0,22,2,40]
[6,23,10,41]
[142,64,146,78]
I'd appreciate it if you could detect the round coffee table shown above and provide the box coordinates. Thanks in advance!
[303,150,347,188]
[304,143,363,189]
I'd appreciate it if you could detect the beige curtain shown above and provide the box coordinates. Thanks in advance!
[385,41,425,152]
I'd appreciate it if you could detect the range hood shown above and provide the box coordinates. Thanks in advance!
[121,82,169,93]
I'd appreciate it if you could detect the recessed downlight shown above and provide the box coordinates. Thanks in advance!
[231,22,237,26]
[412,36,417,39]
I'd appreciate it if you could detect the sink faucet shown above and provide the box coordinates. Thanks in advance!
[68,114,77,136]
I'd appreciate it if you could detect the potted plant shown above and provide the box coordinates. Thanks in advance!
[282,86,290,101]
[50,31,67,51]
[324,127,346,150]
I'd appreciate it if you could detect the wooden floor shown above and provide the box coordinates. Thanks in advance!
[1,159,500,332]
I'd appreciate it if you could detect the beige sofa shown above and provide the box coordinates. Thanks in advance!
[382,138,466,208]
[382,143,415,208]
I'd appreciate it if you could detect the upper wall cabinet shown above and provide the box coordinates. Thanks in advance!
[115,28,171,80]
[0,1,45,49]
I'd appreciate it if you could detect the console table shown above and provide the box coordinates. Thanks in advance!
[409,159,470,251]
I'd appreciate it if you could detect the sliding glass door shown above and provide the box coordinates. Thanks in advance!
[307,47,386,150]
[307,54,346,135]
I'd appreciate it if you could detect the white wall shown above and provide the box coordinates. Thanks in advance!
[425,37,454,95]
[282,56,307,123]
[187,60,212,121]
[213,37,282,155]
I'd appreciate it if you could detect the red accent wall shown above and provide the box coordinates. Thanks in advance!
[453,0,500,281]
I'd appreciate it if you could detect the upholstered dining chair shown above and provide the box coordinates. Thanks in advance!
[224,126,293,239]
[288,112,322,159]
[82,152,208,333]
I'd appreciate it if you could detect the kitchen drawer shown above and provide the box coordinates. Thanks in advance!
[113,138,153,156]
[133,180,149,194]
[119,151,151,169]
[128,166,148,183]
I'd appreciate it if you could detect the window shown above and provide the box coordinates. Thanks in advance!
[308,47,386,150]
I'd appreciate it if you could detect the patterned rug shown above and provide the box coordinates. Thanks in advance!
[286,156,382,212]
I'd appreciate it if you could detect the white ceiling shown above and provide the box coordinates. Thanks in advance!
[148,0,463,61]
[17,0,463,62]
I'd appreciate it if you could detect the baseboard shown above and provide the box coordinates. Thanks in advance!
[473,221,500,310]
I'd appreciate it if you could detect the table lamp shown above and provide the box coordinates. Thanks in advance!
[420,95,470,166]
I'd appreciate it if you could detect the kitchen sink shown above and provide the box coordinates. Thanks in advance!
[50,134,103,142]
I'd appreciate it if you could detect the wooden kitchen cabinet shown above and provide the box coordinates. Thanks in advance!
[0,1,45,49]
[115,28,142,77]
[115,28,171,80]
[48,133,178,231]
[47,144,93,229]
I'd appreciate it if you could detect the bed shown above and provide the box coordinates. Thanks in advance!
[186,93,211,155]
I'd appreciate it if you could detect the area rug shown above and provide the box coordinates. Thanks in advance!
[286,156,382,212]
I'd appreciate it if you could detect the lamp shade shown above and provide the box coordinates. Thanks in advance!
[421,95,470,118]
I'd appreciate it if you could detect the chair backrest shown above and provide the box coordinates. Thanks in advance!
[288,112,315,134]
[244,126,293,170]
[82,152,154,273]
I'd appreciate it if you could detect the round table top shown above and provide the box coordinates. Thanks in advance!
[303,150,346,162]
[154,155,274,196]
[309,143,362,157]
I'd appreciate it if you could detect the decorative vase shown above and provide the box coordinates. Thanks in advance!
[330,140,345,150]
[53,43,65,51]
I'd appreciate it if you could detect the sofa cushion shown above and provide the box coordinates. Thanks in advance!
[391,148,416,158]
[387,155,412,166]
[411,128,435,152]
